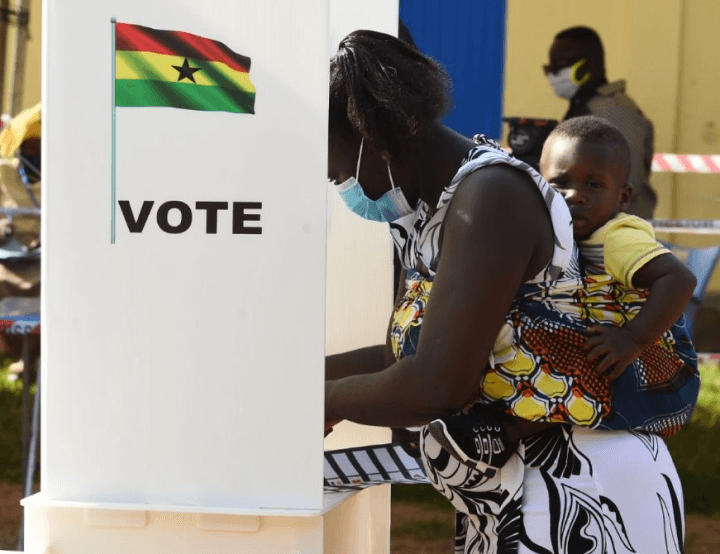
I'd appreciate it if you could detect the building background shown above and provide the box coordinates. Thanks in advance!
[7,0,720,293]
[1,0,40,116]
[503,0,720,294]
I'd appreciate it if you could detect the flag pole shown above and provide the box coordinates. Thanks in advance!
[110,17,117,244]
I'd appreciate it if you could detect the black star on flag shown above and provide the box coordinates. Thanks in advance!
[172,58,202,83]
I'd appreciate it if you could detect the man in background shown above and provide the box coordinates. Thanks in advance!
[544,26,656,219]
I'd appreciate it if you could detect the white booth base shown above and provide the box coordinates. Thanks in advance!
[18,487,390,554]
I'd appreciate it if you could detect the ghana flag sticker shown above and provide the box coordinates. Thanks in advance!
[114,22,256,114]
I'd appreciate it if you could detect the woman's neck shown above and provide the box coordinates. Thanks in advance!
[407,124,476,209]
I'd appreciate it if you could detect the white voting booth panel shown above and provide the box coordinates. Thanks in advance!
[23,0,399,552]
[43,0,329,512]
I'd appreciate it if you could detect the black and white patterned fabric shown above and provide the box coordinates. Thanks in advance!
[421,424,685,554]
[389,135,574,283]
[386,137,687,552]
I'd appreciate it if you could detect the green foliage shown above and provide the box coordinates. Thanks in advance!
[391,515,453,540]
[392,484,454,511]
[666,362,720,514]
[391,485,454,542]
[0,358,23,483]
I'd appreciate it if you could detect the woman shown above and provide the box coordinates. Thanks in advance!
[325,30,693,553]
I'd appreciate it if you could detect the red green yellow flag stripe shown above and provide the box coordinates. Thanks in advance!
[115,22,255,114]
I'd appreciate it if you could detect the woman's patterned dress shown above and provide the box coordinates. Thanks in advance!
[388,137,698,553]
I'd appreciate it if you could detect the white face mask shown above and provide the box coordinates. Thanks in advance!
[547,58,590,99]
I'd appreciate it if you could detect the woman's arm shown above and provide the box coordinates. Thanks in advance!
[627,253,696,343]
[325,166,554,428]
[325,345,388,381]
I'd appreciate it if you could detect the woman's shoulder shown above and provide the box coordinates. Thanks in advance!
[439,135,551,207]
[439,136,574,282]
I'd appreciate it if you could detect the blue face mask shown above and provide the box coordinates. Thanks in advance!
[334,138,414,222]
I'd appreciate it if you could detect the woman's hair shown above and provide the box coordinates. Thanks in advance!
[329,30,451,160]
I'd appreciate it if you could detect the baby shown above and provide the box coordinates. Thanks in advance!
[426,116,697,469]
[540,115,696,380]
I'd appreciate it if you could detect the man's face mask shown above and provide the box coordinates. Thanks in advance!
[546,58,590,99]
[333,138,414,223]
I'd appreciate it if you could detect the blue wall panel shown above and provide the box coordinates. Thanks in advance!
[400,0,506,139]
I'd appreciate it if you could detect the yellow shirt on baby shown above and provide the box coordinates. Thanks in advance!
[578,212,670,285]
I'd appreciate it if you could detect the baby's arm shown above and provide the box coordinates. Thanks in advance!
[585,253,696,380]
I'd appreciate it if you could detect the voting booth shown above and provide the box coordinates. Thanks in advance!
[20,0,396,552]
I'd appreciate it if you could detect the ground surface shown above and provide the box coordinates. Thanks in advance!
[2,482,719,553]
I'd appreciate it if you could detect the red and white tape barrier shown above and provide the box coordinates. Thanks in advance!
[652,154,720,173]
[649,153,720,234]
[698,353,720,365]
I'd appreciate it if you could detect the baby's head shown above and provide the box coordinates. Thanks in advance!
[539,115,632,240]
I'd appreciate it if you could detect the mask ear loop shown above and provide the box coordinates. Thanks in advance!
[356,137,398,191]
[570,58,591,86]
[387,160,396,189]
[355,137,364,180]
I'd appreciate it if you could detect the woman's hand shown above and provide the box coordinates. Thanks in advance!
[584,324,643,381]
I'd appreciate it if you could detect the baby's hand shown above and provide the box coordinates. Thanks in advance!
[584,325,643,381]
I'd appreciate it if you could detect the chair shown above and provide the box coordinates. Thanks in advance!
[662,242,720,338]
[0,158,40,260]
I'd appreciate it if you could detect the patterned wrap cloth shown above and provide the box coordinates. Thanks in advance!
[389,137,699,438]
[389,136,695,554]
